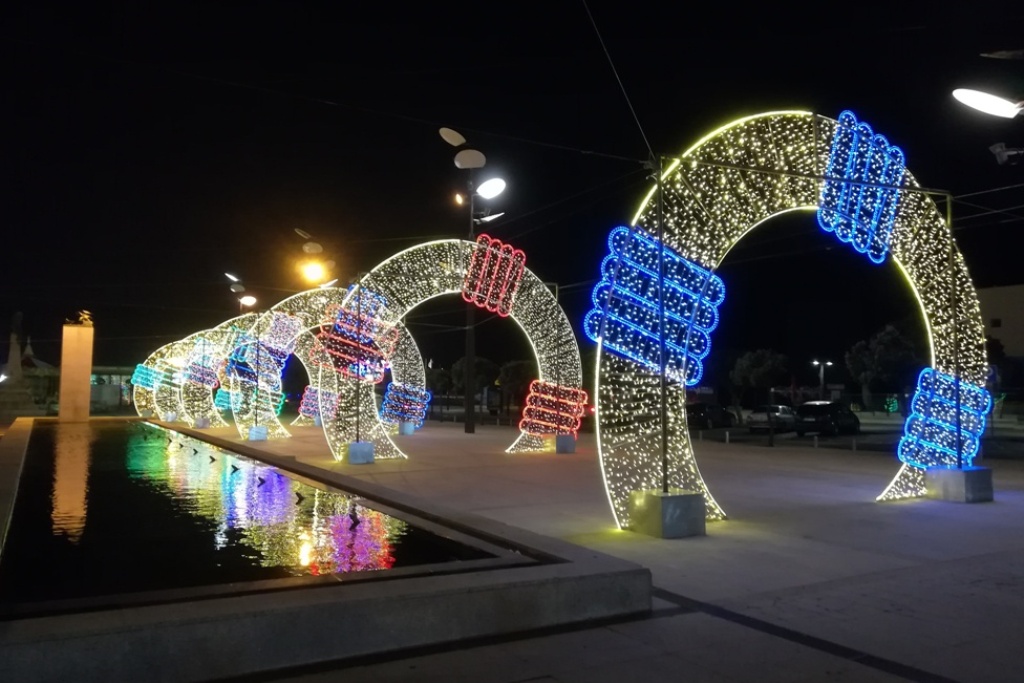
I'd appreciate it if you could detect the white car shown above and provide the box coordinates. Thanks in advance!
[746,404,796,433]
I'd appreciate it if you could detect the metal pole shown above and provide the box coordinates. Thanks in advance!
[356,280,362,443]
[948,196,962,468]
[657,156,669,493]
[464,171,476,434]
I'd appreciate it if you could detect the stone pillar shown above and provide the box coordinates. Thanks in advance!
[59,324,94,422]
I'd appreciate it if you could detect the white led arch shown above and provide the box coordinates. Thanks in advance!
[595,111,987,527]
[349,239,583,455]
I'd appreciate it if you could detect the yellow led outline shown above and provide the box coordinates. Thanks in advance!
[597,111,987,528]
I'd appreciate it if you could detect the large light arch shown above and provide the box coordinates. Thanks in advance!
[593,111,988,527]
[348,239,583,455]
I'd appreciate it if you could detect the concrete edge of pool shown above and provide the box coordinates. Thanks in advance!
[0,418,652,683]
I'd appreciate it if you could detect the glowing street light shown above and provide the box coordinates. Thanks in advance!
[952,88,1023,119]
[238,295,257,313]
[300,261,326,284]
[812,359,834,399]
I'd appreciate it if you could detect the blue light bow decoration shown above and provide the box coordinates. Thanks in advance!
[131,364,163,390]
[818,110,906,264]
[583,226,725,386]
[379,382,432,428]
[898,368,992,469]
[214,388,235,411]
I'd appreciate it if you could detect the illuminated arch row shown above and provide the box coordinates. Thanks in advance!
[352,239,583,454]
[132,313,260,425]
[594,111,987,527]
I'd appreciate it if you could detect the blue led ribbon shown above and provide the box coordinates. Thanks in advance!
[131,364,163,390]
[214,388,236,411]
[379,382,432,428]
[898,368,992,469]
[583,226,725,387]
[818,110,905,264]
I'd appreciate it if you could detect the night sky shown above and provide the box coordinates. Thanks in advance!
[4,2,1023,389]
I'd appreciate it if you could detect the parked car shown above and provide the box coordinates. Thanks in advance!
[746,404,796,433]
[686,402,737,430]
[795,401,860,436]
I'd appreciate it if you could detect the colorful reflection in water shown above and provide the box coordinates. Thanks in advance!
[124,424,406,575]
[0,421,497,608]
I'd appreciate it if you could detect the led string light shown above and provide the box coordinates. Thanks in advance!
[818,110,906,264]
[593,111,988,528]
[584,226,725,387]
[519,380,588,437]
[898,368,992,469]
[462,234,527,316]
[380,383,432,428]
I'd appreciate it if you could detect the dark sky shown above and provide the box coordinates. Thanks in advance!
[3,2,1023,389]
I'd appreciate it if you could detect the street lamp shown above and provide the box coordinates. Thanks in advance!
[439,126,506,434]
[952,88,1023,119]
[238,295,257,314]
[812,360,833,400]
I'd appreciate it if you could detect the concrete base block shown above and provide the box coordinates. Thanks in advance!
[247,425,268,441]
[628,489,706,538]
[193,417,211,429]
[162,412,178,422]
[398,421,416,435]
[313,416,322,427]
[348,441,375,464]
[555,434,576,453]
[926,466,993,503]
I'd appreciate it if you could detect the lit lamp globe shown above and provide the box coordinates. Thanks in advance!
[952,88,1023,118]
[301,261,326,284]
[476,178,506,199]
[239,295,257,309]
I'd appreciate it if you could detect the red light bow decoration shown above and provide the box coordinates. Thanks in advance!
[462,234,526,317]
[519,380,589,437]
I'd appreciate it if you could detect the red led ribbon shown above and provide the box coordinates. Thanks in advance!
[462,234,526,317]
[519,380,589,437]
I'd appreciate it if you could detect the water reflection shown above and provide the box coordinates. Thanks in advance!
[125,426,406,575]
[51,423,96,544]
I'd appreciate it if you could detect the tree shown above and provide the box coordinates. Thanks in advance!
[845,324,923,414]
[424,366,452,417]
[451,356,500,394]
[845,339,876,412]
[497,360,537,415]
[730,349,788,406]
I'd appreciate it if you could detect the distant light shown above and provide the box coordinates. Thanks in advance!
[477,178,506,199]
[225,272,240,282]
[454,193,465,206]
[478,212,505,223]
[239,295,257,307]
[301,262,326,283]
[319,278,339,288]
[952,88,1022,118]
[0,373,7,384]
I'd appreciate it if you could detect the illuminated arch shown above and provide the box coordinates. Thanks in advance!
[350,239,583,455]
[593,111,987,527]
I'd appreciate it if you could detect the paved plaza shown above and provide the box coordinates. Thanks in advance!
[188,421,1024,683]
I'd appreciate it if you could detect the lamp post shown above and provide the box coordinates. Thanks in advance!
[812,360,833,400]
[439,127,506,434]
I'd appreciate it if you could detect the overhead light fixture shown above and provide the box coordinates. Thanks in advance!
[477,212,506,223]
[990,142,1024,165]
[225,272,240,282]
[952,88,1023,119]
[476,178,506,199]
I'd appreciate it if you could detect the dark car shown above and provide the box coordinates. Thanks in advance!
[686,402,737,430]
[795,401,860,436]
